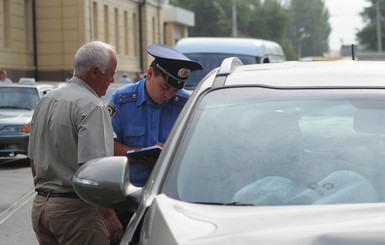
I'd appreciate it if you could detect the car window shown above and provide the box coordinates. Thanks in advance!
[39,86,54,97]
[100,83,127,105]
[0,87,39,110]
[101,86,116,103]
[182,53,258,89]
[164,87,385,206]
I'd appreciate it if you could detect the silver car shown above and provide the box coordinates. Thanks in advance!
[73,59,385,244]
[0,83,54,157]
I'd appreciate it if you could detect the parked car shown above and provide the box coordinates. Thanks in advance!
[175,37,286,91]
[56,81,127,106]
[0,83,54,157]
[18,77,36,85]
[101,82,128,106]
[73,59,385,244]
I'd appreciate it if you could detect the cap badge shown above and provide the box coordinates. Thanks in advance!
[178,68,191,78]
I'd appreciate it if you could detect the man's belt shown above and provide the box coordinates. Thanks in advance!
[37,190,79,199]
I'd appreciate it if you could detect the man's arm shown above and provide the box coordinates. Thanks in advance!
[114,140,144,164]
[114,140,164,168]
[30,159,36,177]
[99,207,123,242]
[114,140,140,157]
[78,160,123,242]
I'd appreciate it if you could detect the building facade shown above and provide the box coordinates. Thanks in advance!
[0,0,195,82]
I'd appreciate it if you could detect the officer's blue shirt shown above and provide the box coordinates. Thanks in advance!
[110,78,190,187]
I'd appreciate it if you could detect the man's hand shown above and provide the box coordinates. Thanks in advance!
[140,142,164,167]
[99,208,123,242]
[140,156,157,168]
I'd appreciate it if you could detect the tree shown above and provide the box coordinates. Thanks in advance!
[169,0,233,37]
[247,0,291,41]
[170,0,290,40]
[287,0,331,57]
[280,38,299,60]
[356,0,385,51]
[170,0,298,60]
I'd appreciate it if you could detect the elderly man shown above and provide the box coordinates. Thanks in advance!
[28,40,123,245]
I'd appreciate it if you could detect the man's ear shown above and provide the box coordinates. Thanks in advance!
[146,67,154,79]
[91,66,99,79]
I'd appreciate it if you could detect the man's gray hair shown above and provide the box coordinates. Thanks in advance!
[73,41,116,76]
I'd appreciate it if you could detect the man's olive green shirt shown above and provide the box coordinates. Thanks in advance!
[28,77,114,193]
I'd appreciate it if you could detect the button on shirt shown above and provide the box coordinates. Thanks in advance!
[28,77,114,193]
[111,79,190,187]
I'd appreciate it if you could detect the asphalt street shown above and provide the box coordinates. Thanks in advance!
[0,192,38,245]
[0,156,39,244]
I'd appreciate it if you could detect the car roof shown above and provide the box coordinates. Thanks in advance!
[202,59,385,90]
[0,83,51,88]
[0,83,55,97]
[175,37,285,56]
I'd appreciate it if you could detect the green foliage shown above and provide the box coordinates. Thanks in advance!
[170,0,289,41]
[247,1,291,41]
[287,0,331,57]
[279,39,299,61]
[170,0,233,36]
[170,0,331,59]
[356,0,385,51]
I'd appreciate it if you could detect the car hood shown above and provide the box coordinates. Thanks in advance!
[0,109,33,124]
[142,194,385,244]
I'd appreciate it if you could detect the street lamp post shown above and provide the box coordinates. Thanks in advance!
[376,0,382,53]
[297,27,310,57]
[232,0,237,37]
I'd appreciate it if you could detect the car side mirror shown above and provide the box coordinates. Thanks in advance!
[72,156,142,210]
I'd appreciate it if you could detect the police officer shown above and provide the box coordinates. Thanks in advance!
[108,44,202,236]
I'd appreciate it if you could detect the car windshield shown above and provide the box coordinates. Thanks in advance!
[164,87,385,206]
[0,87,39,110]
[101,83,127,105]
[101,86,116,104]
[183,53,258,89]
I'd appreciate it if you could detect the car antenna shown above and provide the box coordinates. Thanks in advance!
[351,44,355,60]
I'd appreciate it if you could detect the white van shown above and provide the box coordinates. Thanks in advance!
[175,37,286,90]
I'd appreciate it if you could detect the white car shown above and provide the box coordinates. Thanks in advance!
[175,37,286,91]
[73,59,385,244]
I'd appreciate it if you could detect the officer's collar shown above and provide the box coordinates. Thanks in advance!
[137,79,172,108]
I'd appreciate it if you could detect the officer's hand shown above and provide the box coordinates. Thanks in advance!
[156,142,164,148]
[141,156,157,168]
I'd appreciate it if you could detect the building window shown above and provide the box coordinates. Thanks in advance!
[3,0,11,48]
[114,8,119,53]
[92,2,98,40]
[124,11,129,55]
[104,5,109,43]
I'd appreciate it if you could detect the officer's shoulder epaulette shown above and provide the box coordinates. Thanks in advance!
[115,91,138,104]
[113,84,138,104]
[172,93,189,107]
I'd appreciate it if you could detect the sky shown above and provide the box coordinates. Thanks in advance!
[324,0,371,51]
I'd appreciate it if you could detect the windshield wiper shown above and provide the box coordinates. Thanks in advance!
[0,106,32,110]
[193,201,255,206]
[184,85,197,90]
